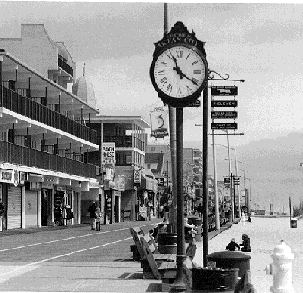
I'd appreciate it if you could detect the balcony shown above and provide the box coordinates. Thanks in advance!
[58,55,73,77]
[0,85,97,144]
[0,141,97,179]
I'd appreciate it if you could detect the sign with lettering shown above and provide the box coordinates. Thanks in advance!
[134,169,141,184]
[156,177,165,186]
[211,123,238,130]
[224,178,230,184]
[211,111,238,119]
[0,169,19,186]
[102,142,115,168]
[211,86,238,96]
[211,100,238,107]
[187,99,201,107]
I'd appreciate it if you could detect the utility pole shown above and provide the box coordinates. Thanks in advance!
[211,95,220,231]
[226,131,234,222]
[233,148,240,217]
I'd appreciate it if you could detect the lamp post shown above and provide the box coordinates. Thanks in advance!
[231,148,241,218]
[226,131,234,222]
[244,177,252,214]
[240,169,248,213]
[213,143,237,225]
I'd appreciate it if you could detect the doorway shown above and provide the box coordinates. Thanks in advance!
[41,189,52,226]
[0,184,8,230]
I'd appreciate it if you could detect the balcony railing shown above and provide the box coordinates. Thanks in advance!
[0,85,97,144]
[58,55,73,77]
[103,135,132,148]
[0,141,97,179]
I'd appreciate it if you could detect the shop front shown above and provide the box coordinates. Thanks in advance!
[24,173,44,228]
[0,169,22,231]
[137,173,158,221]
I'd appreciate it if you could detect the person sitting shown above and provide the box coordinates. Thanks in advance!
[240,234,251,252]
[226,238,240,251]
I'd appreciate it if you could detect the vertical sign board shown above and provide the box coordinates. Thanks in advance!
[133,169,141,185]
[150,106,169,139]
[102,142,115,169]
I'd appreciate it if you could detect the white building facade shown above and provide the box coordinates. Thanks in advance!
[0,24,99,230]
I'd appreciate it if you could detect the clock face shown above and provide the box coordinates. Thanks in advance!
[152,45,207,99]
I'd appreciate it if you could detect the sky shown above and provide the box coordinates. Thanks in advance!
[1,1,303,151]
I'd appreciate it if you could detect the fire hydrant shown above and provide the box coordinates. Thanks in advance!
[266,240,294,293]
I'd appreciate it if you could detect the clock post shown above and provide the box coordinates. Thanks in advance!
[150,21,208,292]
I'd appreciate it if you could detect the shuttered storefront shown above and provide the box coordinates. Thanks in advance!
[25,191,38,227]
[7,186,22,229]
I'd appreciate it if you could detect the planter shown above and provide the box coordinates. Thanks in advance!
[207,251,251,279]
[192,267,239,291]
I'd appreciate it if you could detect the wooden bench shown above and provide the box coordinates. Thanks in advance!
[140,236,176,279]
[129,227,146,261]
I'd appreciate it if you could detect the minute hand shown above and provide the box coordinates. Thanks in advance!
[180,72,198,86]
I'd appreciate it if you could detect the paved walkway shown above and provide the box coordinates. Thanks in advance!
[1,217,300,292]
[0,220,235,292]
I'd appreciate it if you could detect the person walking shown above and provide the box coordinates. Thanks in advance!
[88,202,97,230]
[95,207,102,231]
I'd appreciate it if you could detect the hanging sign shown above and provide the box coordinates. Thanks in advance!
[0,169,19,186]
[211,100,238,107]
[211,86,238,96]
[211,111,238,119]
[134,169,141,185]
[150,106,169,138]
[211,123,238,130]
[102,142,115,168]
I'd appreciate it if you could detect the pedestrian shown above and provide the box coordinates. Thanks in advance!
[196,203,203,217]
[95,207,102,231]
[88,202,97,230]
[184,213,197,260]
[226,238,240,251]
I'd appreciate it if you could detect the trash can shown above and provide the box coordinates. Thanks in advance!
[192,267,239,291]
[207,251,251,279]
[291,218,297,228]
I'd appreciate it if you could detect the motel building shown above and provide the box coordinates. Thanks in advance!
[0,24,100,230]
[86,115,158,224]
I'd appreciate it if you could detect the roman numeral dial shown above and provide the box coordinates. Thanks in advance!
[152,45,206,99]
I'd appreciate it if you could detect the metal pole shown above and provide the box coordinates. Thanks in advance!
[211,93,220,231]
[170,107,186,292]
[289,196,292,224]
[243,169,246,205]
[164,2,177,233]
[202,82,209,267]
[234,148,240,217]
[167,160,169,188]
[212,131,220,231]
[226,131,234,221]
[248,178,252,213]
